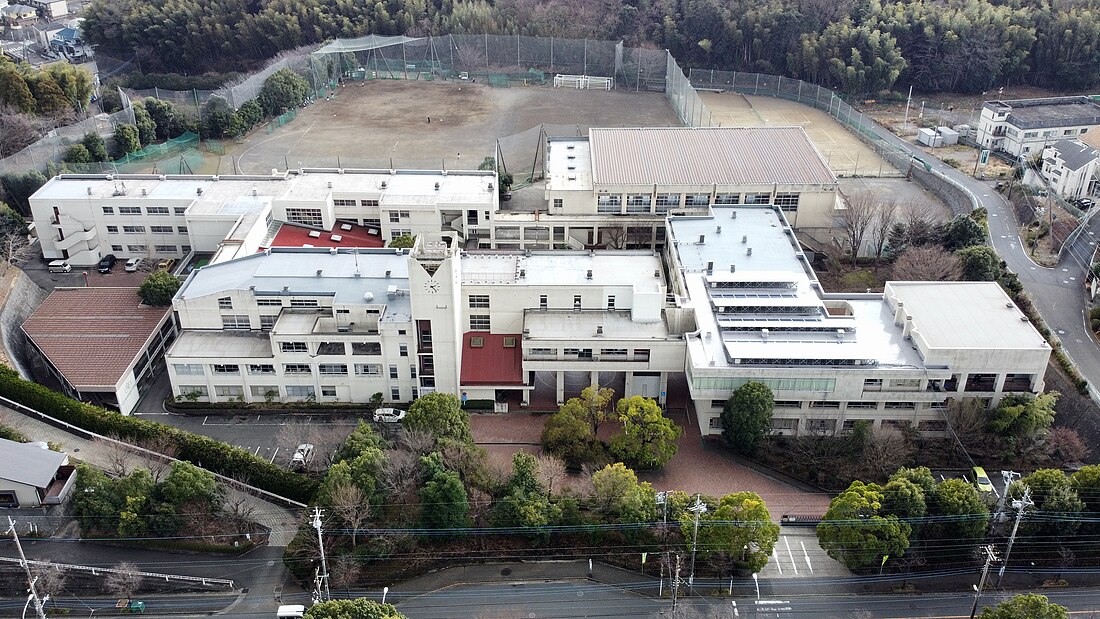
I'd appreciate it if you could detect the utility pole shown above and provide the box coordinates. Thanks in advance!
[7,517,47,619]
[997,487,1034,586]
[902,85,913,132]
[970,544,1000,619]
[687,494,707,586]
[994,471,1020,523]
[671,553,682,612]
[656,491,668,597]
[311,507,331,602]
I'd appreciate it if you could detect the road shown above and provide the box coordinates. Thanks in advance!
[868,120,1100,394]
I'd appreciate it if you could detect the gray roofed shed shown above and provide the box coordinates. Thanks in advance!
[0,438,67,488]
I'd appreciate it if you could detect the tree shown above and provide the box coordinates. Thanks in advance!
[988,392,1059,438]
[200,96,234,139]
[388,234,416,249]
[956,245,1002,281]
[1071,464,1100,514]
[42,63,94,112]
[1013,469,1085,540]
[0,66,34,114]
[590,462,656,523]
[112,123,141,157]
[258,68,310,117]
[721,382,774,454]
[928,478,989,545]
[104,561,143,602]
[684,492,780,573]
[143,98,177,140]
[82,132,108,162]
[561,385,615,435]
[29,75,71,116]
[418,468,470,530]
[0,202,32,268]
[817,481,910,570]
[132,102,157,146]
[942,214,987,250]
[540,407,596,467]
[138,270,181,306]
[978,593,1067,619]
[889,467,937,496]
[536,454,567,499]
[304,599,408,619]
[237,99,264,128]
[492,453,560,532]
[0,169,47,213]
[64,143,93,164]
[835,192,877,264]
[881,478,926,521]
[158,461,222,508]
[0,106,46,159]
[403,392,472,446]
[869,200,897,261]
[891,246,962,281]
[333,420,385,464]
[327,480,371,547]
[609,396,682,470]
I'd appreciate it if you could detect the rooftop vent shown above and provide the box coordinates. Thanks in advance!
[732,211,737,219]
[316,269,323,277]
[654,269,660,278]
[363,291,374,302]
[385,270,391,278]
[211,175,219,181]
[327,181,332,188]
[586,269,593,279]
[836,328,845,340]
[716,225,722,234]
[1005,302,1014,308]
[742,235,748,244]
[196,188,203,196]
[747,247,753,256]
[86,187,92,195]
[730,264,736,272]
[519,268,526,278]
[282,286,290,295]
[159,174,166,181]
[596,326,604,335]
[705,331,712,340]
[698,234,705,244]
[488,182,494,191]
[141,188,147,196]
[761,328,769,340]
[434,182,440,190]
[252,188,257,197]
[706,261,713,275]
[381,181,387,189]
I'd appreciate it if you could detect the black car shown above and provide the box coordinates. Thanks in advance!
[97,254,117,273]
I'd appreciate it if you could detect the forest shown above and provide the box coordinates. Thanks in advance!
[80,0,1100,95]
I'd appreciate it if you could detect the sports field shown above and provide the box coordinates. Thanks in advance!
[222,80,680,176]
[700,91,897,177]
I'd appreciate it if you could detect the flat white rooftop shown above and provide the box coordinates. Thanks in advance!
[170,331,273,359]
[546,138,594,192]
[525,310,670,340]
[461,251,663,292]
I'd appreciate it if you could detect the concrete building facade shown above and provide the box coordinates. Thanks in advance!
[977,97,1100,158]
[1040,139,1100,199]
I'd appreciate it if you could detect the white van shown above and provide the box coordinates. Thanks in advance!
[277,605,305,618]
[47,260,72,273]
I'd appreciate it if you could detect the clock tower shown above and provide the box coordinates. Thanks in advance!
[407,234,462,396]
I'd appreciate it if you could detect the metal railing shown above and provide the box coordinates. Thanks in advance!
[0,556,235,588]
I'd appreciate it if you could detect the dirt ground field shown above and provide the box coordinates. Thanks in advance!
[223,80,679,175]
[700,91,894,178]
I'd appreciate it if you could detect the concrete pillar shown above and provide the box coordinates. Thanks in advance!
[624,372,635,398]
[659,372,669,407]
[994,373,1006,393]
[590,371,599,389]
[556,371,565,405]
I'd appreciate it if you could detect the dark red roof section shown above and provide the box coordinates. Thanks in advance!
[264,221,385,250]
[21,287,170,389]
[460,332,524,386]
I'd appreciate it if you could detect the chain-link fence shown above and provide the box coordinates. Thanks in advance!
[0,107,136,178]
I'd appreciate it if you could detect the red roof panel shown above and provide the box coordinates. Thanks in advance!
[460,332,524,386]
[264,221,385,251]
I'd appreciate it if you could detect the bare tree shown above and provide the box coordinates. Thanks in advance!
[835,192,877,265]
[327,481,371,547]
[97,436,137,477]
[328,554,363,590]
[869,199,897,261]
[0,105,47,157]
[0,229,34,269]
[397,428,435,457]
[891,246,962,281]
[379,449,418,503]
[536,454,567,499]
[861,430,915,479]
[104,562,143,602]
[133,434,179,482]
[602,226,627,249]
[31,565,67,609]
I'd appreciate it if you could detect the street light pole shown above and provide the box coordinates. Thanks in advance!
[687,494,707,587]
[997,487,1033,586]
[970,545,999,619]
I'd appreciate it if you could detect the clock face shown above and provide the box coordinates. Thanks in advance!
[425,280,440,293]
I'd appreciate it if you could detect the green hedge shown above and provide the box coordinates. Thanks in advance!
[0,367,317,503]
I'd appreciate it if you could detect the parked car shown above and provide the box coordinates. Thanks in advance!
[290,443,314,468]
[97,254,117,273]
[47,260,72,273]
[972,466,994,493]
[373,407,407,423]
[1078,198,1094,209]
[124,257,143,272]
[156,258,176,272]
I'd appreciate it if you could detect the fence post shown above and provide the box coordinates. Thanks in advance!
[777,76,782,96]
[584,39,588,75]
[485,33,489,71]
[517,35,520,68]
[797,80,802,103]
[754,73,759,95]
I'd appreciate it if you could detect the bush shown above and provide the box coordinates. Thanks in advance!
[0,366,316,502]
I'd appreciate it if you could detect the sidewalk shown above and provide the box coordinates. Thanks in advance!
[1,404,303,546]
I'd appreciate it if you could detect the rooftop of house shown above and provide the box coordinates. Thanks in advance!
[984,97,1100,130]
[1047,139,1100,171]
[21,287,170,389]
[0,438,67,488]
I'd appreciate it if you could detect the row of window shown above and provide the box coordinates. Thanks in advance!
[109,244,189,254]
[175,362,403,377]
[102,206,185,216]
[707,416,947,432]
[277,341,387,355]
[333,199,380,207]
[106,225,187,235]
[180,384,408,402]
[529,348,648,360]
[219,297,319,310]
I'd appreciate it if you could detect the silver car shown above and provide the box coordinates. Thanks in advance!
[372,407,407,423]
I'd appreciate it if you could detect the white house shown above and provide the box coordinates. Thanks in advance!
[1041,139,1099,199]
[977,97,1100,158]
[0,438,76,508]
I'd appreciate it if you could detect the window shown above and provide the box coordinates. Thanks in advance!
[211,364,239,375]
[259,315,277,331]
[150,225,173,233]
[573,295,581,309]
[388,210,410,223]
[774,193,799,211]
[889,378,921,389]
[146,206,169,215]
[118,206,141,215]
[317,342,345,355]
[846,401,879,410]
[708,417,722,430]
[390,229,412,240]
[290,299,319,308]
[281,342,308,353]
[399,344,408,357]
[112,245,123,252]
[179,385,208,398]
[321,386,337,398]
[154,245,177,253]
[355,363,381,375]
[1023,131,1038,138]
[745,193,771,205]
[283,364,312,374]
[215,385,243,397]
[771,418,799,430]
[333,199,356,207]
[685,194,710,206]
[248,364,276,375]
[655,194,680,206]
[352,342,382,355]
[391,387,401,401]
[607,295,615,310]
[286,385,316,399]
[123,225,145,234]
[221,315,250,330]
[468,295,490,309]
[182,245,191,254]
[218,297,233,309]
[863,378,882,389]
[177,226,188,234]
[809,401,841,408]
[553,198,563,208]
[564,348,580,356]
[884,402,915,409]
[600,348,627,357]
[257,299,283,306]
[539,295,548,310]
[173,363,204,375]
[807,418,835,432]
[361,199,379,207]
[503,337,517,348]
[389,364,399,379]
[102,207,114,215]
[286,208,323,227]
[319,364,348,375]
[106,225,118,233]
[773,401,801,409]
[470,336,484,348]
[578,349,593,359]
[127,245,147,252]
[250,385,279,398]
[714,193,740,205]
[633,349,650,361]
[529,348,556,356]
[410,365,417,379]
[626,194,651,206]
[598,194,622,206]
[470,315,490,330]
[174,207,187,216]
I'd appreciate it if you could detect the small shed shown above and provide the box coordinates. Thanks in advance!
[937,126,960,145]
[917,128,943,147]
[0,438,76,507]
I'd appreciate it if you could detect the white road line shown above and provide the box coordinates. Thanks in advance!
[784,536,798,575]
[800,540,813,574]
[202,415,208,425]
[772,548,782,575]
[270,447,279,464]
[253,446,261,456]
